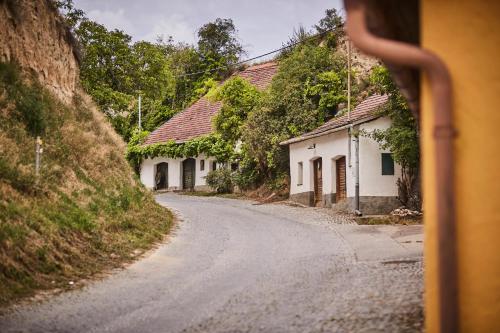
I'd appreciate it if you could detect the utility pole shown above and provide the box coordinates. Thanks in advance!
[347,39,351,121]
[138,95,142,130]
[347,39,360,214]
[35,136,43,180]
[347,39,353,168]
[354,131,360,213]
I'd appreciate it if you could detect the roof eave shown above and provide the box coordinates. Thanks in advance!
[279,114,382,146]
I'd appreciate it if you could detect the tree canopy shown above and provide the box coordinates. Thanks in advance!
[197,18,245,79]
[56,2,419,201]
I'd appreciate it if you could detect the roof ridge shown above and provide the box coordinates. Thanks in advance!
[243,61,278,71]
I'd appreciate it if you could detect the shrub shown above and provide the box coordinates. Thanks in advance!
[230,161,259,191]
[205,168,233,193]
[0,62,50,137]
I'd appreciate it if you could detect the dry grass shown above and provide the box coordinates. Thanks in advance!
[0,62,173,307]
[355,215,423,225]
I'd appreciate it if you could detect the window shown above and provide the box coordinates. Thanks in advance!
[297,162,303,185]
[381,153,395,175]
[200,159,205,171]
[212,161,217,171]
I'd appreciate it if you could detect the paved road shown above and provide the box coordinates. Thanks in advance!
[0,194,424,332]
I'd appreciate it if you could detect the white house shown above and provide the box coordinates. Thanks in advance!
[140,62,279,191]
[281,94,402,214]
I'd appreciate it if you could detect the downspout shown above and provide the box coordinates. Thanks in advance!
[343,1,458,333]
[354,126,360,213]
[348,126,352,168]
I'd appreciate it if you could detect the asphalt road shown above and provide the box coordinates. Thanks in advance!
[0,193,424,333]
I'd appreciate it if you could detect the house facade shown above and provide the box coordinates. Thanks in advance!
[139,62,278,191]
[140,155,220,191]
[282,94,401,215]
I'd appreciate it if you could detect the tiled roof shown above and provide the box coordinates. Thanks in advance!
[281,94,389,145]
[236,62,278,89]
[144,61,278,145]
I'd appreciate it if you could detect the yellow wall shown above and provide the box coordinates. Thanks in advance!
[421,1,500,332]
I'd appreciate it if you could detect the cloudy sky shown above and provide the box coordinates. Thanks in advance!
[73,0,343,59]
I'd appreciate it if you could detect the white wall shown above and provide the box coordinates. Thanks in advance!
[195,155,216,187]
[289,129,352,196]
[140,154,217,190]
[359,117,401,196]
[289,116,399,198]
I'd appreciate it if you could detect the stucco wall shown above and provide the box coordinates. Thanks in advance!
[421,1,500,332]
[140,155,217,190]
[359,117,401,197]
[288,117,400,212]
[289,129,351,198]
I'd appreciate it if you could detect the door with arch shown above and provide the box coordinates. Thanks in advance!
[335,156,347,202]
[182,158,196,191]
[155,162,168,190]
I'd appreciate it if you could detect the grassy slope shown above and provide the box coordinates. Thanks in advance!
[0,62,172,306]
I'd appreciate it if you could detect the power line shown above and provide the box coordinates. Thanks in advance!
[175,28,335,78]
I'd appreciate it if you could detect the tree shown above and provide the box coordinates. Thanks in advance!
[74,20,138,138]
[368,66,421,209]
[56,2,247,144]
[54,0,85,29]
[197,18,245,79]
[280,25,313,58]
[239,45,349,183]
[305,70,347,120]
[315,8,345,49]
[212,77,262,143]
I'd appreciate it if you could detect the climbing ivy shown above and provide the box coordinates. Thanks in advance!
[126,131,234,173]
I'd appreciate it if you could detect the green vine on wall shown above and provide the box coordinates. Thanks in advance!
[126,131,234,173]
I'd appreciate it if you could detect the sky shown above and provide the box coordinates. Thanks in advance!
[73,0,343,60]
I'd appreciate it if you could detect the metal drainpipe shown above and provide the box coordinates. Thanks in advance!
[354,127,360,212]
[343,1,458,332]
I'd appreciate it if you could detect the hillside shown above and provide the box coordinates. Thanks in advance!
[0,0,172,306]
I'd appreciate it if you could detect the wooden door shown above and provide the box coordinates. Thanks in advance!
[155,162,168,190]
[313,158,323,206]
[336,157,347,202]
[182,158,196,190]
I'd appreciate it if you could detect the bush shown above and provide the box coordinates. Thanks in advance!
[230,160,259,191]
[206,168,233,193]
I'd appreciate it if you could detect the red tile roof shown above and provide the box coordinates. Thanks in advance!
[144,61,278,145]
[281,94,389,145]
[236,62,278,89]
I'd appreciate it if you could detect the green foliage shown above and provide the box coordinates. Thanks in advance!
[54,0,85,29]
[230,160,259,191]
[368,66,419,169]
[305,70,347,120]
[314,8,345,49]
[61,3,247,143]
[0,62,51,137]
[197,18,245,78]
[205,168,233,193]
[0,156,36,194]
[0,62,173,305]
[240,45,348,181]
[56,4,377,198]
[126,134,234,172]
[366,66,421,209]
[212,77,262,143]
[126,129,151,172]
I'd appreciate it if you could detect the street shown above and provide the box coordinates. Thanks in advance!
[0,193,423,332]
